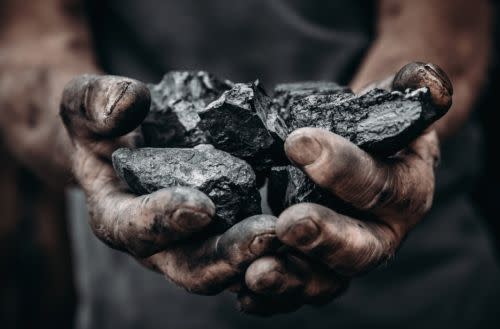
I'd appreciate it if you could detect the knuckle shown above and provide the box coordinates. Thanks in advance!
[363,168,394,211]
[323,221,389,275]
[368,157,435,221]
[399,161,435,219]
[332,241,378,275]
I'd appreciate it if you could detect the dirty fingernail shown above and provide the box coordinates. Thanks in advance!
[424,63,453,95]
[173,207,211,232]
[285,133,322,166]
[281,217,320,247]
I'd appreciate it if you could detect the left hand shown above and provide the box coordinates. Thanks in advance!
[238,62,452,315]
[61,75,281,295]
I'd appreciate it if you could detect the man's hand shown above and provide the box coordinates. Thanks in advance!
[239,62,451,315]
[60,75,279,295]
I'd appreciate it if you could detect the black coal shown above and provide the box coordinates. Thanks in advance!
[113,71,443,230]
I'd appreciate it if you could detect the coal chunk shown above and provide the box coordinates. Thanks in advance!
[267,166,289,215]
[142,71,232,147]
[112,145,261,230]
[275,83,438,156]
[273,82,349,118]
[199,82,287,170]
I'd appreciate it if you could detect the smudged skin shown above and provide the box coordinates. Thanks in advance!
[0,0,491,318]
[237,0,492,315]
[239,63,447,315]
[59,67,445,309]
[60,75,280,294]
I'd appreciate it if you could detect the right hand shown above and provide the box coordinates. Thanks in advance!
[60,75,279,295]
[236,62,450,315]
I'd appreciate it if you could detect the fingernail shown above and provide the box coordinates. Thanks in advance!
[173,208,211,232]
[281,218,320,246]
[253,271,284,293]
[424,63,453,95]
[285,133,322,166]
[105,81,131,115]
[249,233,278,255]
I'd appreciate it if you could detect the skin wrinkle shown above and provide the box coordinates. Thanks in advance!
[1,0,284,313]
[77,131,223,253]
[242,254,348,313]
[298,131,389,211]
[0,0,491,316]
[106,81,130,115]
[228,0,487,314]
[63,78,223,252]
[321,214,381,273]
[364,165,393,210]
[146,217,278,295]
[276,126,439,282]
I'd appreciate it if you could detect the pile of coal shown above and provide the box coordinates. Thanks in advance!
[113,70,447,229]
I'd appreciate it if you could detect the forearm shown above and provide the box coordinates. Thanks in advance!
[0,0,99,186]
[350,0,493,140]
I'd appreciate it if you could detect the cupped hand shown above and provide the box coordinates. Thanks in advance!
[60,75,279,295]
[239,62,452,315]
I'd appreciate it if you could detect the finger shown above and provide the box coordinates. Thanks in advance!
[245,256,304,295]
[392,62,453,112]
[61,75,216,257]
[60,74,151,140]
[245,255,346,302]
[84,170,215,258]
[284,128,439,230]
[238,256,347,317]
[60,75,149,159]
[146,215,280,295]
[277,203,400,275]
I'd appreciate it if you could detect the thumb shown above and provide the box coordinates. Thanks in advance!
[60,74,150,147]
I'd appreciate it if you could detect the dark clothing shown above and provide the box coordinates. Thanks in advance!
[71,1,500,328]
[87,0,374,85]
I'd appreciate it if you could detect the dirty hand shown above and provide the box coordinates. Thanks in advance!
[239,63,452,315]
[60,75,279,295]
